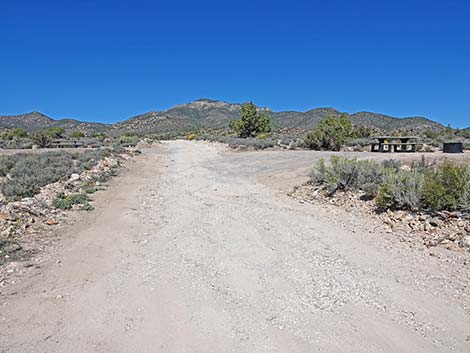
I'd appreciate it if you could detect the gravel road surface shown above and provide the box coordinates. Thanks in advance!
[1,141,469,352]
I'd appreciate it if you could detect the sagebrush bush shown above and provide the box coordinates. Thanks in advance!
[422,162,468,211]
[0,155,19,177]
[460,185,470,212]
[376,169,425,211]
[75,149,111,171]
[0,149,115,200]
[311,156,470,214]
[1,152,75,199]
[381,159,402,171]
[362,182,380,198]
[311,156,385,195]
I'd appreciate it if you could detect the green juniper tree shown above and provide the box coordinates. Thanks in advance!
[304,115,353,151]
[229,102,271,138]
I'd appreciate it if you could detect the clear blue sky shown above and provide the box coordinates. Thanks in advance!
[1,0,469,127]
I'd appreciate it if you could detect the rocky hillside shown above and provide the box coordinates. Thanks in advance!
[112,99,273,135]
[1,99,449,136]
[0,112,110,135]
[113,99,446,134]
[0,112,54,130]
[349,112,443,131]
[271,108,343,130]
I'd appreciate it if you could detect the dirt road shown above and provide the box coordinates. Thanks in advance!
[1,141,470,352]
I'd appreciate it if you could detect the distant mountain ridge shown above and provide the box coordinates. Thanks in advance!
[0,111,110,134]
[0,99,450,135]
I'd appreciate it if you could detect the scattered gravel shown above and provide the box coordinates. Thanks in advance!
[1,141,469,352]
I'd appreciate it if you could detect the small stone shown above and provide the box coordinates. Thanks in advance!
[459,236,470,249]
[447,233,459,241]
[46,219,59,226]
[0,210,17,221]
[447,211,459,219]
[69,174,80,181]
[1,226,15,237]
[429,218,440,227]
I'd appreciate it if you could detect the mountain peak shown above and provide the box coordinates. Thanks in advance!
[194,98,221,103]
[0,100,447,135]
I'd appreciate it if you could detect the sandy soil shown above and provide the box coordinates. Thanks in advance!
[1,141,469,352]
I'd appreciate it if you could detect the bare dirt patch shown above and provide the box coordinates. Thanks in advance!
[1,141,469,353]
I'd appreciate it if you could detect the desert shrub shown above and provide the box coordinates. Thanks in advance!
[82,185,96,194]
[4,138,33,149]
[0,150,114,200]
[422,129,441,140]
[53,193,92,210]
[304,115,353,151]
[411,155,434,172]
[353,125,373,138]
[229,102,271,138]
[256,132,271,140]
[31,131,52,148]
[1,152,76,200]
[187,133,199,141]
[70,130,85,138]
[311,156,384,195]
[382,159,401,171]
[376,169,425,211]
[115,135,138,146]
[421,162,468,211]
[345,138,371,148]
[93,133,108,141]
[46,127,65,138]
[312,156,470,213]
[463,140,470,151]
[456,128,470,139]
[109,143,126,154]
[417,144,435,152]
[460,185,470,212]
[0,155,19,176]
[75,149,111,171]
[1,128,28,140]
[362,182,381,198]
